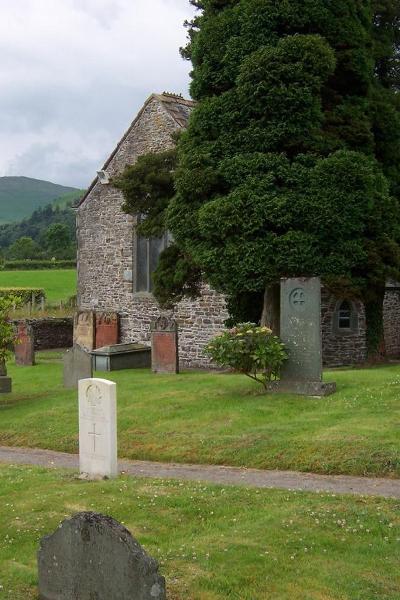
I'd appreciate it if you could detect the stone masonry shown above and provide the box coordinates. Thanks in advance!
[77,93,400,369]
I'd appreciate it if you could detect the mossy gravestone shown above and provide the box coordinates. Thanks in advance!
[271,277,336,397]
[38,512,166,600]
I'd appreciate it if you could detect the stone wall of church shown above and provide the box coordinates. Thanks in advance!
[77,97,228,369]
[383,288,400,357]
[321,290,367,367]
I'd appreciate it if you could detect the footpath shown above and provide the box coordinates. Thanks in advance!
[0,446,399,498]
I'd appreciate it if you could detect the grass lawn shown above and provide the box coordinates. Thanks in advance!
[0,269,76,304]
[1,352,399,478]
[0,464,398,599]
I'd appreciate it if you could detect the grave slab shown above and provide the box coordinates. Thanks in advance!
[63,345,93,389]
[73,311,95,351]
[38,512,166,600]
[79,378,117,479]
[272,277,336,397]
[151,316,179,374]
[14,320,35,366]
[95,312,119,349]
[92,342,151,371]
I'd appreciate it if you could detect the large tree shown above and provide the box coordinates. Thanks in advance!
[151,0,400,357]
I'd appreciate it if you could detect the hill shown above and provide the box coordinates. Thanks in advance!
[0,176,84,223]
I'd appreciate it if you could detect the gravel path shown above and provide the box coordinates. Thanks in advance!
[0,446,399,499]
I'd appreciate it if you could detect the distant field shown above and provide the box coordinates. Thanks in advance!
[0,269,76,303]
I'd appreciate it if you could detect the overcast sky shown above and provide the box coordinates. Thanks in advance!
[0,0,195,188]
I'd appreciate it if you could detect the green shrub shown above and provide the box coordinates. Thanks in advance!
[1,260,76,271]
[205,323,287,390]
[0,288,46,304]
[0,295,22,372]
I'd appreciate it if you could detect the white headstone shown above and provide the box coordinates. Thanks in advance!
[79,378,118,479]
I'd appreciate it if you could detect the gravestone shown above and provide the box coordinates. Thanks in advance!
[95,312,119,349]
[38,512,166,600]
[0,360,11,393]
[270,277,336,396]
[63,345,93,389]
[14,320,35,366]
[79,378,117,479]
[151,316,179,374]
[73,311,95,351]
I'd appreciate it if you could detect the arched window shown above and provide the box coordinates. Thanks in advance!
[338,300,352,329]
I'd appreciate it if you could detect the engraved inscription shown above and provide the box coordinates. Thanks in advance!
[289,288,306,311]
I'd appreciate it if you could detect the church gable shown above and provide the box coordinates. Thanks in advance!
[78,93,194,210]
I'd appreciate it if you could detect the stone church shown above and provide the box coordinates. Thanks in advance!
[77,92,400,368]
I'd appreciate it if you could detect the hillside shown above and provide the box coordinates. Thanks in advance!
[0,176,84,223]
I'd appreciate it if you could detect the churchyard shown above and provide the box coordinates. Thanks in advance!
[1,351,399,478]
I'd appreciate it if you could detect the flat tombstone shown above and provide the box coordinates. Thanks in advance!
[79,378,117,479]
[63,345,93,389]
[151,316,179,374]
[14,321,35,366]
[73,311,95,351]
[95,312,119,349]
[38,512,166,600]
[278,277,336,396]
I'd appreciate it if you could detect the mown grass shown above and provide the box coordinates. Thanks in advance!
[0,464,398,600]
[0,269,76,303]
[1,352,399,478]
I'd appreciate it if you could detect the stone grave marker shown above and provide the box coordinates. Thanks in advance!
[270,277,336,396]
[63,345,93,389]
[0,359,11,393]
[79,378,117,479]
[14,320,35,366]
[95,311,119,349]
[38,512,166,600]
[73,310,95,351]
[151,316,179,374]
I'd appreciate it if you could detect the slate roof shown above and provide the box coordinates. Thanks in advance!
[77,93,195,207]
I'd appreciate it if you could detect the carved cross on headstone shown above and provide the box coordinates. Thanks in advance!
[88,423,101,453]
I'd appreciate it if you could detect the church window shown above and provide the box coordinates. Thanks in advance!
[134,232,169,293]
[338,300,352,329]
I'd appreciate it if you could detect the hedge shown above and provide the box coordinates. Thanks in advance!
[0,288,46,304]
[1,260,76,271]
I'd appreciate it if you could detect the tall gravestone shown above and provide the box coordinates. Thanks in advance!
[151,316,179,374]
[273,277,336,396]
[63,345,93,389]
[95,312,119,349]
[14,320,35,366]
[38,512,166,600]
[73,311,95,352]
[79,378,118,479]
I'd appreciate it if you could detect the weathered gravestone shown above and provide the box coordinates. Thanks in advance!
[0,359,11,393]
[151,316,179,374]
[95,311,119,349]
[14,320,35,366]
[73,310,95,351]
[79,378,117,479]
[270,277,336,397]
[63,345,93,389]
[38,512,166,600]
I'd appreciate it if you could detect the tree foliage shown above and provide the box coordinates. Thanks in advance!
[157,0,400,357]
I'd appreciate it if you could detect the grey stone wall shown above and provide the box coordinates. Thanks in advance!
[383,289,400,357]
[321,290,367,367]
[13,318,73,350]
[77,96,228,368]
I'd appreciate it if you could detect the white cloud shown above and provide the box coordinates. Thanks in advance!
[0,0,195,187]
